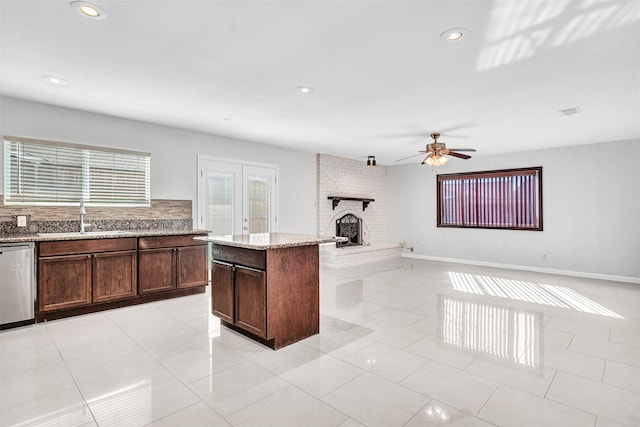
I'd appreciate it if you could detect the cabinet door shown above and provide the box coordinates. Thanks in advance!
[235,265,266,338]
[138,248,176,294]
[211,261,234,323]
[93,250,137,303]
[38,255,92,312]
[176,245,208,289]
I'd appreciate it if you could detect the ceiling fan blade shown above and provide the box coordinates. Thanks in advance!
[394,153,424,162]
[447,151,472,160]
[446,148,476,152]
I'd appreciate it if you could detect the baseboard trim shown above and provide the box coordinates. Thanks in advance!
[402,254,640,285]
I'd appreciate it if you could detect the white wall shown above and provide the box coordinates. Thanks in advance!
[0,96,317,234]
[388,139,640,281]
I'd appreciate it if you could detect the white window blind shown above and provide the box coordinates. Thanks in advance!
[3,136,150,206]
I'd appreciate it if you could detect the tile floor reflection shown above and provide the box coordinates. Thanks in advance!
[1,258,639,426]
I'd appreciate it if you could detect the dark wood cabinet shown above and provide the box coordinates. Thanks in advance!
[211,261,234,323]
[138,235,208,294]
[92,250,137,303]
[211,259,266,337]
[36,233,208,321]
[38,254,92,312]
[138,248,175,294]
[38,238,137,312]
[235,265,266,337]
[177,245,208,288]
[210,243,319,349]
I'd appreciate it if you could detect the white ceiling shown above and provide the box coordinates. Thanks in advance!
[1,0,639,165]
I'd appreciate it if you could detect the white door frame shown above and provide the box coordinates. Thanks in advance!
[197,155,279,234]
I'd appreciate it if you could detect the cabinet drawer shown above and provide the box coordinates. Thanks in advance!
[39,238,137,257]
[211,244,266,270]
[138,235,206,250]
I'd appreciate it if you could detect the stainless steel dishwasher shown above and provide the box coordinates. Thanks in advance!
[0,242,35,330]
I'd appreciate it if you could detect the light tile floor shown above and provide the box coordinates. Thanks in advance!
[1,258,640,426]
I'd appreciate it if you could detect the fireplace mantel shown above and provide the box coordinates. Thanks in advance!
[328,196,375,211]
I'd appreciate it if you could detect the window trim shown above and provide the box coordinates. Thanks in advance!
[436,166,543,231]
[3,135,151,207]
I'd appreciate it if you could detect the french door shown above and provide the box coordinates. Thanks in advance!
[197,157,277,237]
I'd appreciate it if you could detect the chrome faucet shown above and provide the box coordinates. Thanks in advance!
[80,199,91,233]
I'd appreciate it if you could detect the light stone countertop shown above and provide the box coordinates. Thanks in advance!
[195,233,339,249]
[0,229,209,244]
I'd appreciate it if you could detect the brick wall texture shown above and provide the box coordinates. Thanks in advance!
[317,154,387,244]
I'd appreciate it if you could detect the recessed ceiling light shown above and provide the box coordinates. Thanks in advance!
[440,28,468,43]
[42,76,67,86]
[70,1,108,20]
[296,86,314,95]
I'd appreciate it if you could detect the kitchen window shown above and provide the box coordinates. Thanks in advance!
[437,167,542,230]
[3,136,150,206]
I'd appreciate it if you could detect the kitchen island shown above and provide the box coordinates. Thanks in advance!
[196,233,336,349]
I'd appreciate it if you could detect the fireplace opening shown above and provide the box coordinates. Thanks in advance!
[336,214,362,247]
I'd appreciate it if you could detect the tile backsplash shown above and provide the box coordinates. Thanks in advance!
[0,196,193,236]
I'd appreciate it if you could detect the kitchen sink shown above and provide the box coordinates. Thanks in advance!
[37,230,133,237]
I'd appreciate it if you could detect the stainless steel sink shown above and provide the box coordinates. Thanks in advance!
[37,230,133,237]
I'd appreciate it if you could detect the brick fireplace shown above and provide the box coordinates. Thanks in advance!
[317,154,401,268]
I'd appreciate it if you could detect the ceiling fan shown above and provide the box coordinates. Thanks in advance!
[396,133,476,166]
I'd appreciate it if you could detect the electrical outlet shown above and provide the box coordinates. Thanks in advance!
[17,215,27,227]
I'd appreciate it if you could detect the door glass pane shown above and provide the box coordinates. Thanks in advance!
[248,178,269,233]
[207,174,233,237]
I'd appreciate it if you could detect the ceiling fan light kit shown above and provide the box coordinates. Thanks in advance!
[423,155,449,166]
[395,132,476,166]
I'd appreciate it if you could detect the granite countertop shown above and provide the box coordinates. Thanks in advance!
[0,229,209,244]
[195,233,338,249]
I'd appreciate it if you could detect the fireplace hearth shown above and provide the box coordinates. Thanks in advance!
[336,214,362,247]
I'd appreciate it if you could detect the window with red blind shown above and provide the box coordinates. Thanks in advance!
[437,167,543,230]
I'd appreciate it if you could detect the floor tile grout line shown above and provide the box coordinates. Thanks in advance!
[243,375,354,425]
[140,400,203,427]
[475,383,501,420]
[544,386,607,423]
[45,323,100,427]
[543,369,558,399]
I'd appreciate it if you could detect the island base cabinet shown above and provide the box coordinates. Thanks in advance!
[210,243,319,350]
[211,261,234,323]
[211,261,266,337]
[265,245,320,349]
[235,266,266,337]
